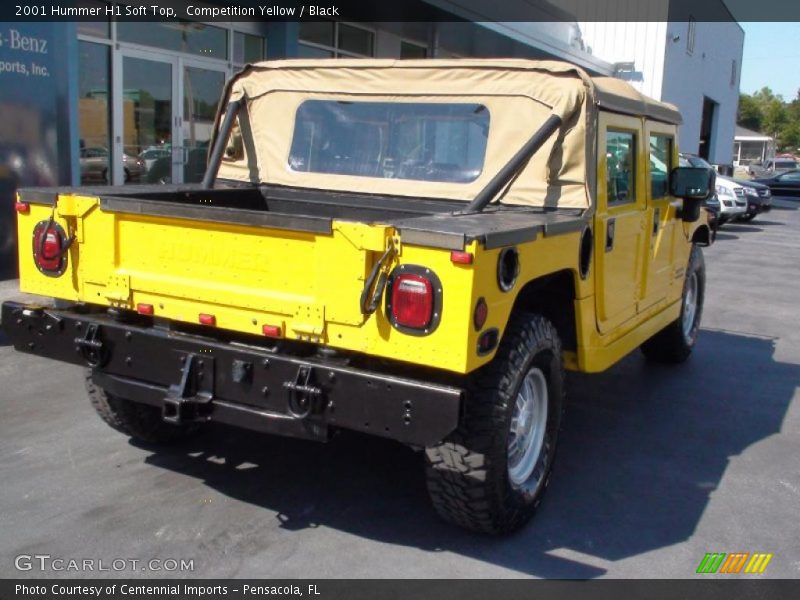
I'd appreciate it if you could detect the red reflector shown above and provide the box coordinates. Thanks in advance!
[15,202,30,214]
[473,298,488,331]
[136,303,154,315]
[450,251,473,265]
[199,313,216,326]
[33,225,63,272]
[262,324,282,337]
[391,274,433,329]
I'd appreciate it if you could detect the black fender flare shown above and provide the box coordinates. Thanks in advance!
[691,224,713,247]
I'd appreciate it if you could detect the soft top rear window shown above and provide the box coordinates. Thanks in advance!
[288,100,490,183]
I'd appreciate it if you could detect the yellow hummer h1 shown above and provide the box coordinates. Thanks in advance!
[3,59,714,534]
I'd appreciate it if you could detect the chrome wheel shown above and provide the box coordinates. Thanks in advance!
[682,271,699,341]
[507,367,548,489]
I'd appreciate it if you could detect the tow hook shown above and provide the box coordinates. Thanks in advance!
[284,365,324,419]
[74,323,107,367]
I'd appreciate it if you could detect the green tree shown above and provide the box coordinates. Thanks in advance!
[737,87,800,152]
[737,94,762,131]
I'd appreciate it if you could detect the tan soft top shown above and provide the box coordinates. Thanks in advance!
[218,59,680,210]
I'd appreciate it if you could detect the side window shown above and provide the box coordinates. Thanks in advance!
[606,130,636,205]
[649,134,673,199]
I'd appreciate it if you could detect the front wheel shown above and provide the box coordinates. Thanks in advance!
[424,314,563,534]
[641,245,705,363]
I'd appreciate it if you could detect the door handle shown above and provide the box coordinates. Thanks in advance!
[653,207,660,236]
[605,219,615,252]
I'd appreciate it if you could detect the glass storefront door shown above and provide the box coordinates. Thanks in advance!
[117,49,175,185]
[115,49,227,185]
[180,62,227,184]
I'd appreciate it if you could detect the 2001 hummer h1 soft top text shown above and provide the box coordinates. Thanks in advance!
[2,59,715,534]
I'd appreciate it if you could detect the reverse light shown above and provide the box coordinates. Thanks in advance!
[199,313,216,326]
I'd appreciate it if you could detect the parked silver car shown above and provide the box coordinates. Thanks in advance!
[79,147,145,183]
[748,157,798,178]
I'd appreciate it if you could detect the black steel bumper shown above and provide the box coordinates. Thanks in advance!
[1,301,463,446]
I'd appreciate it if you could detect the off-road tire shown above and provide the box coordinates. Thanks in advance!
[85,370,198,444]
[641,245,705,363]
[424,313,564,534]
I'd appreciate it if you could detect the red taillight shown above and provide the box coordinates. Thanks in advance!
[137,303,154,315]
[15,201,30,214]
[473,298,488,331]
[32,223,65,273]
[390,274,433,330]
[450,250,473,265]
[199,313,216,326]
[262,324,282,337]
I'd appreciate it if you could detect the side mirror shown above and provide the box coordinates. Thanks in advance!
[670,167,716,222]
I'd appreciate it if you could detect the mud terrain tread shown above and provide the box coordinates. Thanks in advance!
[425,313,564,534]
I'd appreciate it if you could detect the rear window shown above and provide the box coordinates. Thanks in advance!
[288,100,490,183]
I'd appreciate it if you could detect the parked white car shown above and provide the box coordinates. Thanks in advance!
[714,177,748,224]
[680,154,746,225]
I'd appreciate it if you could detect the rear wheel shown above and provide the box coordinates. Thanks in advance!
[85,370,198,444]
[424,313,563,534]
[641,245,705,363]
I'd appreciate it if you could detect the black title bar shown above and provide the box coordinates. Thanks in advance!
[2,0,800,22]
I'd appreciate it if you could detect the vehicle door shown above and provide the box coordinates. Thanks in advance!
[594,112,648,335]
[640,122,678,310]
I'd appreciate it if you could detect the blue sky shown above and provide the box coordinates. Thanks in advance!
[739,22,800,100]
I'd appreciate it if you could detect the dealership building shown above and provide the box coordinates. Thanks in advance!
[0,0,743,276]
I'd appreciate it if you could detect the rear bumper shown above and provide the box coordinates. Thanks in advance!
[1,301,462,446]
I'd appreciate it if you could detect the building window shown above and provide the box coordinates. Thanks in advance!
[649,134,673,199]
[400,40,428,59]
[234,32,265,64]
[686,18,696,55]
[298,21,374,58]
[606,130,636,205]
[78,41,112,184]
[730,59,738,87]
[117,22,228,60]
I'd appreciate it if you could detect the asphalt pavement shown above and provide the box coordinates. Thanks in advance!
[1,200,799,579]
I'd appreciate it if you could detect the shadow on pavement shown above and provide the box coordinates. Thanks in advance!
[720,224,762,234]
[136,329,799,578]
[744,219,784,227]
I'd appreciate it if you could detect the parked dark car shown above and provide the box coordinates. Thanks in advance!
[752,169,800,198]
[733,178,772,221]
